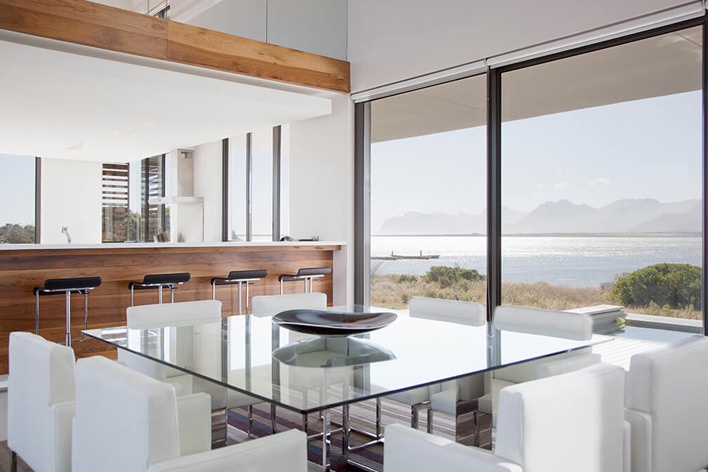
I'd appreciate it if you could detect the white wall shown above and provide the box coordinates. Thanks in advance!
[40,158,102,244]
[289,94,354,305]
[267,0,347,61]
[192,141,223,243]
[170,0,347,60]
[348,0,697,93]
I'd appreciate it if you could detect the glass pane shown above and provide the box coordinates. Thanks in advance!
[251,128,273,241]
[370,75,487,309]
[0,154,35,244]
[280,124,291,238]
[501,27,702,332]
[229,134,247,241]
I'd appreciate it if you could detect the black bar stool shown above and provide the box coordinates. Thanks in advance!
[278,267,331,294]
[211,269,267,315]
[33,276,102,346]
[128,273,190,306]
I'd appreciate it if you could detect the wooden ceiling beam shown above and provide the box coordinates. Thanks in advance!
[0,0,350,93]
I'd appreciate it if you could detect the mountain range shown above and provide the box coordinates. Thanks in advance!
[376,199,701,235]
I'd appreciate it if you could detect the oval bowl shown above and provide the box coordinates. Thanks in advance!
[272,309,397,336]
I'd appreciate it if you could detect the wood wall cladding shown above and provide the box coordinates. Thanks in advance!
[0,244,340,374]
[0,0,350,93]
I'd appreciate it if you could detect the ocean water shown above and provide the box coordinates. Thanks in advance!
[371,236,702,288]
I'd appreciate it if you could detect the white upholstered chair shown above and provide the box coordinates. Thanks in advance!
[250,292,328,435]
[389,297,487,432]
[251,292,327,316]
[118,299,224,395]
[385,363,630,472]
[119,299,271,437]
[72,355,307,472]
[625,335,708,472]
[479,305,600,421]
[8,332,75,472]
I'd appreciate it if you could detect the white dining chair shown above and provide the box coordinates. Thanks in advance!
[119,299,273,438]
[8,332,75,472]
[251,292,328,436]
[251,292,327,316]
[478,305,600,422]
[118,299,224,396]
[72,355,306,472]
[385,363,630,472]
[625,335,708,472]
[389,297,487,433]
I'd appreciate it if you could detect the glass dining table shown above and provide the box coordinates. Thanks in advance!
[84,305,610,471]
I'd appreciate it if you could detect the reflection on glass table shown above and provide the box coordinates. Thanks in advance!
[84,305,610,471]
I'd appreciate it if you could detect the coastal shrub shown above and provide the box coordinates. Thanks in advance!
[401,293,411,304]
[397,274,417,283]
[425,266,485,288]
[610,263,701,310]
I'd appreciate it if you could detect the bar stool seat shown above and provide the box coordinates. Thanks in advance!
[279,267,331,294]
[33,276,102,346]
[211,269,267,315]
[128,272,190,306]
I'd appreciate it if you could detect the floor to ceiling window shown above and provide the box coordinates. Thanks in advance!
[226,126,286,242]
[369,76,487,308]
[500,26,702,323]
[0,154,36,244]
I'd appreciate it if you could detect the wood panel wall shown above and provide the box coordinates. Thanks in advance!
[0,0,350,93]
[0,244,339,374]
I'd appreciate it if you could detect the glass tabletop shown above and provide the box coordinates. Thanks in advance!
[84,305,610,414]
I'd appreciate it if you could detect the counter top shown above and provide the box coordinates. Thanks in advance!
[1,241,345,251]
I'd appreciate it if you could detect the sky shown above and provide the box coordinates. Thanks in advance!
[371,90,702,232]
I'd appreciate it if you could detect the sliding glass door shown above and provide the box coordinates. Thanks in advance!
[368,76,487,309]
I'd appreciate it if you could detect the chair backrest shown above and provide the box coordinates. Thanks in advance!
[73,356,181,472]
[143,273,191,285]
[492,305,594,383]
[409,297,485,326]
[8,332,75,472]
[495,363,625,472]
[626,335,708,472]
[127,300,222,328]
[494,305,593,340]
[251,292,327,316]
[297,266,331,277]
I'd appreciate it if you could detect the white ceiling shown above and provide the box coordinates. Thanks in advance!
[372,27,702,143]
[0,32,332,162]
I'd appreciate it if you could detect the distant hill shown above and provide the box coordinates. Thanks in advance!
[376,199,701,235]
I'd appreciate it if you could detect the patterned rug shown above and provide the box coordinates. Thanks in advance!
[227,397,457,471]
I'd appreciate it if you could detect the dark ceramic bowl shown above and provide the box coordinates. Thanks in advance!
[272,309,397,336]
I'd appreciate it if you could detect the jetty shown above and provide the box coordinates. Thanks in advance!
[371,250,440,261]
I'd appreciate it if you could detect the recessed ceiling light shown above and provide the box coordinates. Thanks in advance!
[68,143,84,151]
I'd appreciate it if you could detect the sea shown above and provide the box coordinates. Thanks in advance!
[371,235,702,288]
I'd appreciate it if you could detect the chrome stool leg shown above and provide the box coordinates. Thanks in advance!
[170,284,174,303]
[83,290,89,332]
[131,286,135,306]
[65,291,72,347]
[245,281,250,314]
[35,292,40,335]
[237,282,243,315]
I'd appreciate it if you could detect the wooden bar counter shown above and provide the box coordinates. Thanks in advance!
[0,241,342,374]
